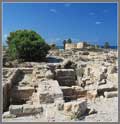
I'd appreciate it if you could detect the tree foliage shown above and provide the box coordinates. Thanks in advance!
[67,38,72,43]
[104,42,110,49]
[6,30,50,61]
[63,38,72,49]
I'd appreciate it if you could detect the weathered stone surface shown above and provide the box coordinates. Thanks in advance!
[23,104,35,114]
[34,105,43,113]
[64,99,87,116]
[99,72,108,81]
[71,99,87,116]
[87,90,97,102]
[31,80,63,104]
[3,83,11,112]
[20,68,33,74]
[110,66,117,74]
[45,70,54,79]
[55,99,64,110]
[61,86,74,97]
[64,102,72,112]
[9,105,23,116]
[104,91,118,98]
[3,68,23,112]
[23,104,43,114]
[76,67,85,78]
[39,92,54,103]
[97,82,117,92]
[9,104,43,116]
[101,67,107,73]
[11,86,35,104]
[55,69,76,86]
[3,111,16,118]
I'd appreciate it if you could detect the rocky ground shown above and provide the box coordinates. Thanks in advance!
[3,97,118,122]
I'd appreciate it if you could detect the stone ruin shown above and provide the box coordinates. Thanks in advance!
[2,49,118,121]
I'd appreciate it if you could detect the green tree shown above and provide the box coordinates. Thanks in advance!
[67,38,72,43]
[104,42,110,49]
[6,30,50,61]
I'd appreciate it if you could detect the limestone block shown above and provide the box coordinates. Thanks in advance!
[64,99,87,116]
[9,105,23,116]
[104,91,118,98]
[71,99,87,116]
[64,102,72,112]
[23,104,35,114]
[34,105,43,113]
[32,80,63,104]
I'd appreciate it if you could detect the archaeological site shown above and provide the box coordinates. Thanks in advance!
[2,47,118,122]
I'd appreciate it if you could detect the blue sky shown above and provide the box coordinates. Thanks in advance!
[3,2,117,46]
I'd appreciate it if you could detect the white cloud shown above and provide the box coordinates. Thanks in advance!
[95,21,103,25]
[64,3,71,7]
[50,9,57,13]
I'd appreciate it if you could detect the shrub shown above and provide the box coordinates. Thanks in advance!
[6,30,50,61]
[50,43,56,49]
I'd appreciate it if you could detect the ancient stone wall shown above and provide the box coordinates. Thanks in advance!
[3,69,21,111]
[11,87,35,104]
[55,69,76,86]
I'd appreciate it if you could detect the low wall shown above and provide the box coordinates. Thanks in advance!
[11,87,35,104]
[3,69,21,112]
[55,69,76,86]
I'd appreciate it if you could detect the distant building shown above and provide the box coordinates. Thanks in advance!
[77,42,88,49]
[65,43,77,50]
[65,42,89,50]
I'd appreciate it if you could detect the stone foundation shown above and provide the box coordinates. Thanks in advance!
[11,87,35,104]
[55,69,76,86]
